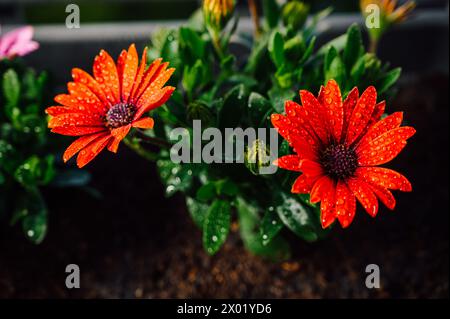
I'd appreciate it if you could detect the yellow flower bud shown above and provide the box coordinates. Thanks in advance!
[203,0,235,32]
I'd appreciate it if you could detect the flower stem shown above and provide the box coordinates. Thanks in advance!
[369,37,379,54]
[210,28,225,60]
[123,137,159,162]
[136,130,172,149]
[248,0,261,38]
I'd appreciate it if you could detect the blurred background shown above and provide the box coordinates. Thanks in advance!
[0,0,449,298]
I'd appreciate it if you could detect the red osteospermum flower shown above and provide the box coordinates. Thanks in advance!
[271,79,415,229]
[45,44,175,168]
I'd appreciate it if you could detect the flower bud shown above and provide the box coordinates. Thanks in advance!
[360,0,415,44]
[244,139,272,175]
[282,1,310,31]
[203,0,235,32]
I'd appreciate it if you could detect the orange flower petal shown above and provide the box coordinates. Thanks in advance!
[345,86,377,145]
[134,58,163,99]
[48,113,104,128]
[76,134,112,168]
[310,175,332,203]
[291,174,317,194]
[45,106,72,116]
[357,112,403,150]
[136,67,175,109]
[272,106,320,153]
[108,124,132,153]
[335,181,356,228]
[366,183,396,210]
[356,167,412,192]
[66,82,108,115]
[93,49,120,104]
[299,159,323,177]
[133,86,175,120]
[110,124,131,140]
[369,100,386,125]
[71,68,109,106]
[130,47,148,103]
[116,49,127,90]
[357,127,416,166]
[274,154,301,172]
[51,126,107,136]
[319,80,343,142]
[63,132,108,163]
[341,87,359,142]
[121,44,139,103]
[284,100,322,154]
[299,90,329,143]
[132,117,154,129]
[320,181,337,228]
[348,178,379,217]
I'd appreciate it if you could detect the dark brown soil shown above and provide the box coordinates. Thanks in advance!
[0,75,448,299]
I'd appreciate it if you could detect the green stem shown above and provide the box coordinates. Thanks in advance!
[369,37,379,55]
[123,137,159,162]
[210,28,225,60]
[136,130,172,149]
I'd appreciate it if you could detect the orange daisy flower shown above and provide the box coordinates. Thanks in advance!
[271,79,415,229]
[46,44,175,168]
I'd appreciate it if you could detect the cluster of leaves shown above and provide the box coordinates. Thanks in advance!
[145,0,402,258]
[0,60,90,243]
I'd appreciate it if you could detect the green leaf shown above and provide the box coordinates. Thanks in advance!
[182,59,205,95]
[324,46,338,72]
[325,55,345,87]
[350,56,366,84]
[268,86,296,113]
[2,69,20,107]
[237,197,290,261]
[378,67,401,95]
[196,183,216,202]
[299,36,316,65]
[13,189,48,244]
[283,35,305,62]
[317,33,347,56]
[186,196,209,229]
[22,213,47,244]
[275,194,322,242]
[260,209,283,245]
[179,27,205,63]
[343,24,364,72]
[157,160,196,197]
[203,199,231,255]
[275,67,294,89]
[268,31,285,68]
[262,0,281,29]
[215,179,238,197]
[13,155,55,188]
[218,84,247,129]
[248,92,272,126]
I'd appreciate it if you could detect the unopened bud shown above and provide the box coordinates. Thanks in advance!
[203,0,235,32]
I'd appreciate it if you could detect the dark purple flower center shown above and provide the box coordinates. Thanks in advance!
[105,103,136,128]
[320,144,358,180]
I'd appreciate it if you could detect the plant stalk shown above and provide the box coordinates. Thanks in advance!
[248,0,261,38]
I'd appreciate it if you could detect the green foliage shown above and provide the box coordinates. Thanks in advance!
[148,3,402,258]
[0,61,90,243]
